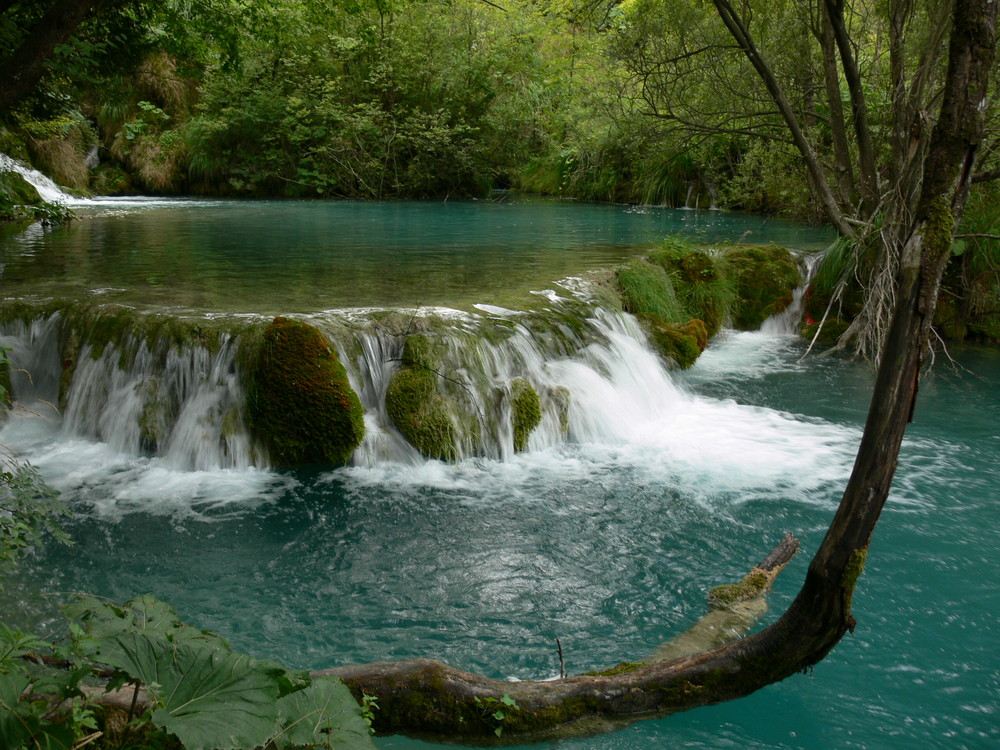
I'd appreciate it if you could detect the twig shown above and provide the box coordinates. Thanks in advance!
[556,638,566,680]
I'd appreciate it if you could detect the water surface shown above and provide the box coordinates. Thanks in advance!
[0,198,833,313]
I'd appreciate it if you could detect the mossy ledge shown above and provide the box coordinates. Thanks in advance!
[510,378,542,452]
[385,334,460,460]
[243,316,364,467]
[721,244,801,330]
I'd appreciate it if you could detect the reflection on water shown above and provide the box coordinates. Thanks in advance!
[0,198,834,313]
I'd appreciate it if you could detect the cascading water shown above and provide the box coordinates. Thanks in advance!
[0,153,78,205]
[1,284,860,517]
[759,251,824,335]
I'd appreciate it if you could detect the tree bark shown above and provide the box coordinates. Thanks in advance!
[823,0,880,214]
[710,0,855,237]
[317,535,801,742]
[0,0,103,112]
[817,3,857,208]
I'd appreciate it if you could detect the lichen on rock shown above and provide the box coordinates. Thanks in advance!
[244,316,364,467]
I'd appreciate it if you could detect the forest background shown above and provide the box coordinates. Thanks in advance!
[1,0,998,345]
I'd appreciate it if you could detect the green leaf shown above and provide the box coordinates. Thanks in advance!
[0,671,32,747]
[273,675,376,748]
[69,595,279,750]
[65,594,230,654]
[147,644,279,750]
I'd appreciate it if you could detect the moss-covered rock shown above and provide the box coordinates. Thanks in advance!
[720,245,801,329]
[649,238,735,337]
[510,378,541,452]
[615,259,686,322]
[385,334,459,460]
[641,315,708,370]
[0,169,42,206]
[244,316,364,467]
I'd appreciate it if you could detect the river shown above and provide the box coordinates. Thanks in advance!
[0,190,996,749]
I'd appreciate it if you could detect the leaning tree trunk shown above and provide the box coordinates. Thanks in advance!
[312,1,997,743]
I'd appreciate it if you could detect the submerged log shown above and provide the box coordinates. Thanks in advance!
[316,534,800,743]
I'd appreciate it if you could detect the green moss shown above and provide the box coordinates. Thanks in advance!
[720,244,801,329]
[137,378,169,452]
[800,316,851,345]
[924,197,956,269]
[707,569,769,608]
[549,386,571,434]
[510,378,541,452]
[840,546,868,616]
[641,315,707,369]
[386,367,458,460]
[648,238,735,337]
[584,661,648,677]
[615,259,686,322]
[385,333,460,460]
[0,170,43,205]
[244,316,365,467]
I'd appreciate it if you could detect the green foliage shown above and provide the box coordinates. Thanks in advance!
[940,186,1000,340]
[616,259,686,323]
[649,236,735,336]
[0,168,72,225]
[0,595,375,749]
[720,245,801,330]
[0,462,70,589]
[473,694,518,738]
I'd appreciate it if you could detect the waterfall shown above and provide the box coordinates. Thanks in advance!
[0,271,845,494]
[1,292,696,472]
[2,315,257,471]
[0,153,79,205]
[759,252,823,335]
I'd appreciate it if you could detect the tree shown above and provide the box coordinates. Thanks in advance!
[612,0,1000,360]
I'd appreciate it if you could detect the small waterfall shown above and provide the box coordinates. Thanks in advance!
[0,153,77,205]
[2,315,256,471]
[759,252,823,335]
[3,289,713,472]
[0,314,63,419]
[61,337,254,470]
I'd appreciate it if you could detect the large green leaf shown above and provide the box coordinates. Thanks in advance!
[65,594,230,653]
[69,595,279,750]
[0,671,33,749]
[147,642,280,750]
[273,676,376,749]
[0,671,76,750]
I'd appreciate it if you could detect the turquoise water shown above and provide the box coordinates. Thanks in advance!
[0,198,833,312]
[2,198,996,749]
[12,334,998,750]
